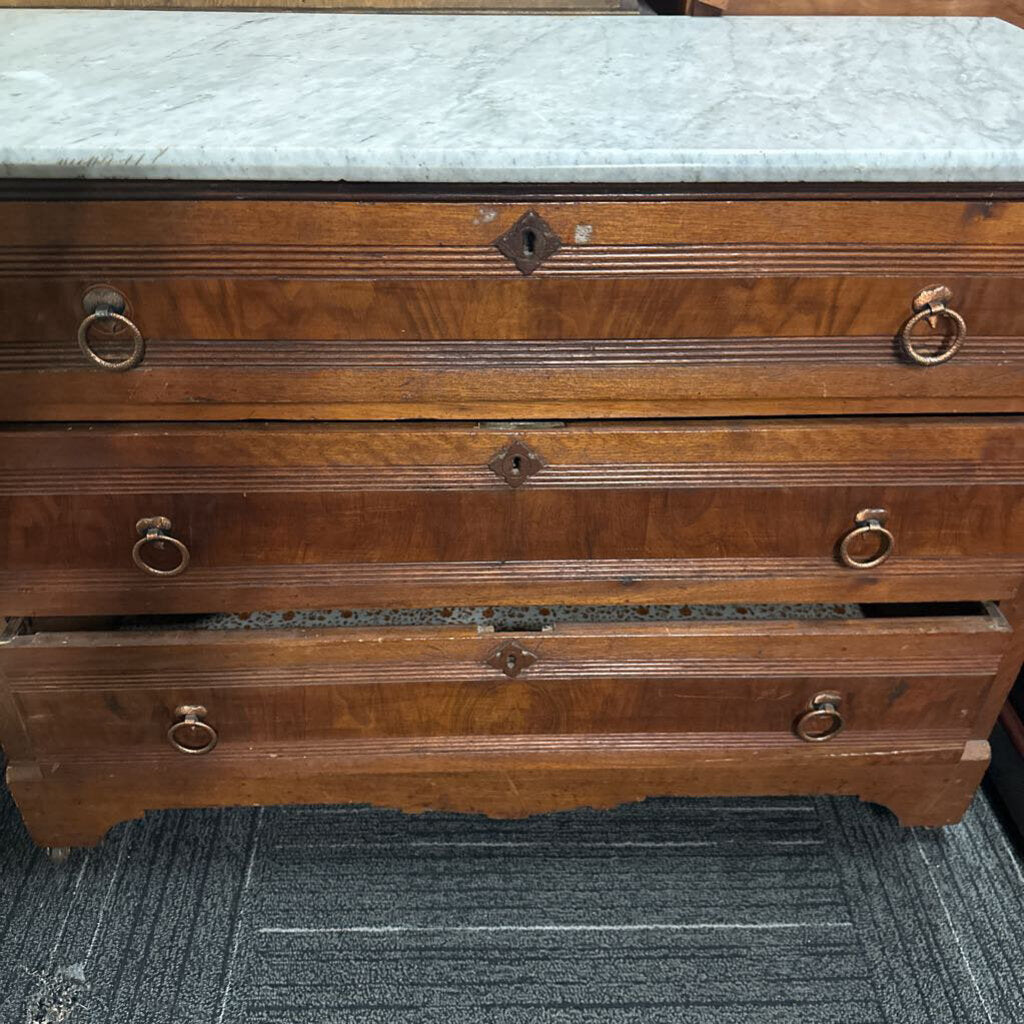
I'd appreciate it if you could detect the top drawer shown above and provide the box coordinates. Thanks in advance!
[3,188,1024,421]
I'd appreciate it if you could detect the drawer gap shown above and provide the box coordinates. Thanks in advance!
[859,601,993,619]
[16,600,1005,639]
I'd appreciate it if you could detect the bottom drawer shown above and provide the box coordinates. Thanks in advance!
[6,601,1010,754]
[0,601,1011,845]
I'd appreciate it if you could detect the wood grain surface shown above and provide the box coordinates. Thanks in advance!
[3,418,1024,614]
[2,612,1003,844]
[3,181,1023,846]
[3,608,1006,756]
[2,739,992,847]
[4,192,1024,420]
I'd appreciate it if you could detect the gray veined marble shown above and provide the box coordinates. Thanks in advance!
[0,11,1022,183]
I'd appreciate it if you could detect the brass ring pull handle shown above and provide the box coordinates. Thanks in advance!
[132,516,190,577]
[794,692,844,743]
[77,303,145,371]
[167,704,218,755]
[898,285,966,366]
[838,508,894,570]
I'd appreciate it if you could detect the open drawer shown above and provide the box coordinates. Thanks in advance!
[0,601,1011,846]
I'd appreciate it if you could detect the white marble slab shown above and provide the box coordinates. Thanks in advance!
[0,11,1022,183]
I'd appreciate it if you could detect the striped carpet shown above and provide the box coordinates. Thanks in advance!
[1,781,1022,1024]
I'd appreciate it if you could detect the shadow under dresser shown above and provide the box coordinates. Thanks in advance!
[2,11,1024,854]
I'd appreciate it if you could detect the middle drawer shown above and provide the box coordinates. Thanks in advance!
[2,417,1023,616]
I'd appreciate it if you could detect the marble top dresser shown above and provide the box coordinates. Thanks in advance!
[2,11,1024,856]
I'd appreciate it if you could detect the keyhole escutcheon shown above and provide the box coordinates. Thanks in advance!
[486,642,538,679]
[488,440,545,488]
[493,211,562,276]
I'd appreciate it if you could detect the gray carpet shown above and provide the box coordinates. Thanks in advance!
[2,779,1023,1024]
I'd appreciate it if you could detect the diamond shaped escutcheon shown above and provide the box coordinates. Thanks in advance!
[494,211,562,275]
[486,642,538,679]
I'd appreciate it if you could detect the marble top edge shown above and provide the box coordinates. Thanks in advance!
[1,12,1022,184]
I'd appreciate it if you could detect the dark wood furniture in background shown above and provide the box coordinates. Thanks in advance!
[679,0,1024,31]
[990,676,1024,842]
[3,182,1024,853]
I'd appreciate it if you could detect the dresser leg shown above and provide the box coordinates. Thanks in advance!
[859,740,989,827]
[6,762,129,850]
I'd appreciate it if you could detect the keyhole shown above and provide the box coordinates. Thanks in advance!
[506,653,517,672]
[521,228,537,258]
[509,455,522,477]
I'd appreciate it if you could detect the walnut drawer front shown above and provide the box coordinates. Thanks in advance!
[1,606,1009,765]
[3,194,1024,421]
[3,417,1024,616]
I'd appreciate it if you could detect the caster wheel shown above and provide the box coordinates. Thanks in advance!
[45,846,73,864]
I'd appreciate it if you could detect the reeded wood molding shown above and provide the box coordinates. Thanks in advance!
[6,556,1024,588]
[6,459,1024,493]
[11,652,1001,690]
[4,242,1024,278]
[5,337,1024,373]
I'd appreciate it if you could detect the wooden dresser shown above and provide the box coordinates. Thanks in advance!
[2,11,1024,856]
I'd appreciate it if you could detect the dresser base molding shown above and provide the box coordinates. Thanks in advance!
[4,739,989,849]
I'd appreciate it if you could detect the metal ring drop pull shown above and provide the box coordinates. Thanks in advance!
[167,704,218,754]
[794,692,844,743]
[898,285,966,366]
[77,307,146,371]
[132,516,190,577]
[838,508,894,570]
